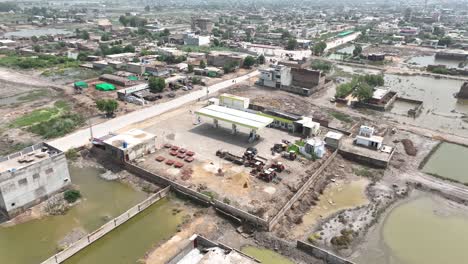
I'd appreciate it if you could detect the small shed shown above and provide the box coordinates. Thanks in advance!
[300,138,326,159]
[74,81,88,89]
[95,83,116,91]
[325,131,343,149]
[101,129,156,162]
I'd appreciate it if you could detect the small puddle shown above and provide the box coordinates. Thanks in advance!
[293,178,369,238]
[241,246,294,264]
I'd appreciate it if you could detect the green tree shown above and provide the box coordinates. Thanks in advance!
[257,54,265,64]
[64,190,81,203]
[144,5,150,12]
[119,15,129,26]
[31,35,38,42]
[438,36,452,46]
[188,64,194,73]
[148,77,165,93]
[243,56,256,68]
[33,45,41,53]
[80,31,90,40]
[96,99,118,117]
[311,60,332,73]
[123,44,135,52]
[286,38,297,50]
[199,60,206,69]
[313,42,327,55]
[101,33,110,41]
[353,45,363,57]
[353,82,373,102]
[212,38,220,46]
[223,61,239,73]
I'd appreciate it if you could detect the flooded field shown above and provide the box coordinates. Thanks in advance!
[65,198,185,264]
[422,142,468,183]
[354,194,468,264]
[293,178,369,238]
[0,165,147,264]
[242,246,295,264]
[407,55,466,69]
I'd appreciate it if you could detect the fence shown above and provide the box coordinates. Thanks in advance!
[297,241,356,264]
[40,187,170,264]
[268,150,337,230]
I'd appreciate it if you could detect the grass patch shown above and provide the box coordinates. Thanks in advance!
[64,190,81,203]
[329,111,354,123]
[0,54,79,69]
[28,112,84,138]
[0,141,33,156]
[65,148,80,161]
[16,89,50,102]
[11,100,69,127]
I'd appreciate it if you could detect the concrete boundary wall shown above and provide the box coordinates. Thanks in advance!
[297,241,356,264]
[123,162,270,229]
[40,187,170,264]
[268,150,337,230]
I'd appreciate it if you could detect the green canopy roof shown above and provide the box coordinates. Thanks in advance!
[128,76,139,81]
[74,81,88,88]
[95,83,116,91]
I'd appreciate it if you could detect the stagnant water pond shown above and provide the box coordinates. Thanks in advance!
[0,165,182,264]
[242,246,295,264]
[354,194,468,264]
[422,142,468,184]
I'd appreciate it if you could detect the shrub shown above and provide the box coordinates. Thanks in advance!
[311,60,332,73]
[149,77,166,93]
[64,190,81,203]
[65,149,80,161]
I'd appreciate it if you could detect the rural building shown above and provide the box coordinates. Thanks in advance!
[183,33,210,46]
[219,94,250,110]
[367,53,385,61]
[99,74,138,87]
[207,52,246,67]
[300,138,326,159]
[105,52,137,62]
[325,131,343,149]
[126,63,146,75]
[97,19,113,32]
[191,17,214,34]
[355,125,383,150]
[258,65,292,89]
[0,143,71,218]
[293,117,321,137]
[291,68,325,89]
[98,129,156,162]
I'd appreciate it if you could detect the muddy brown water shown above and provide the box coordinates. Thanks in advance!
[422,142,468,183]
[0,165,182,264]
[354,194,468,264]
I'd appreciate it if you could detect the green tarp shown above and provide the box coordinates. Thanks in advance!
[95,83,116,91]
[74,81,88,88]
[128,76,139,81]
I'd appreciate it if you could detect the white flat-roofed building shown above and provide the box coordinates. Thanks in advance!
[0,143,71,218]
[100,129,156,162]
[219,93,250,109]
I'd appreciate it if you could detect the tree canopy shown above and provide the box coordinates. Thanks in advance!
[96,99,118,117]
[148,77,166,93]
[243,56,256,68]
[313,42,327,55]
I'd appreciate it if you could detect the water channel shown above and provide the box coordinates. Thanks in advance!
[241,246,295,264]
[0,165,147,264]
[354,193,468,264]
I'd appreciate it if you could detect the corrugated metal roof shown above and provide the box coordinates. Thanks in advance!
[195,105,273,130]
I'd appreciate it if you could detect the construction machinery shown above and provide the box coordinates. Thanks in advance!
[216,149,244,165]
[258,168,277,182]
[271,162,285,172]
[282,151,297,161]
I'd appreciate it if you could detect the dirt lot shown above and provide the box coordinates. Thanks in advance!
[131,103,332,220]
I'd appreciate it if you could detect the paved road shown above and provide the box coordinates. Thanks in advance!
[48,70,260,151]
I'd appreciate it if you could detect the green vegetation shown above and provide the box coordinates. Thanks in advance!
[428,66,450,75]
[312,41,327,55]
[64,190,81,203]
[0,54,79,69]
[353,45,363,57]
[118,15,148,27]
[201,191,218,200]
[257,54,265,65]
[310,60,332,73]
[65,149,80,161]
[96,99,118,117]
[11,101,84,138]
[331,229,355,248]
[199,60,206,69]
[0,142,33,156]
[223,61,239,73]
[308,233,322,243]
[329,111,353,123]
[149,77,166,93]
[28,112,84,138]
[286,38,298,50]
[353,82,373,102]
[243,56,256,68]
[335,82,355,98]
[16,89,50,102]
[335,74,384,99]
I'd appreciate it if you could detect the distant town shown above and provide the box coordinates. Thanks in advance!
[0,0,467,264]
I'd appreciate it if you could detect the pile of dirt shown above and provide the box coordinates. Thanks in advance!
[401,139,417,156]
[181,168,193,181]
